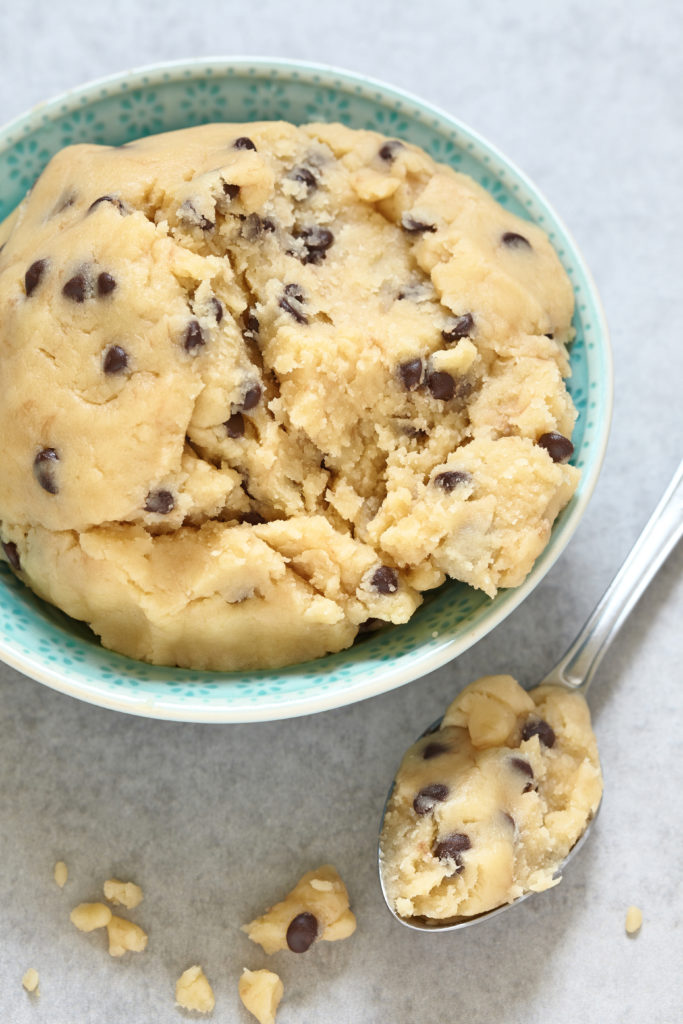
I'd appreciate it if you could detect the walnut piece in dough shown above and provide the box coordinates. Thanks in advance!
[0,121,579,671]
[175,965,215,1013]
[243,864,356,954]
[238,969,283,1024]
[380,675,602,920]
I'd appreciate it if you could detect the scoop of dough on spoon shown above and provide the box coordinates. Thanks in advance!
[379,460,683,931]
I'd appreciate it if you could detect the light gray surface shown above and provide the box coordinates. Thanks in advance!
[1,0,682,1021]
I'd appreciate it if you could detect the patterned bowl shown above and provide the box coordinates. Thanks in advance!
[0,58,611,722]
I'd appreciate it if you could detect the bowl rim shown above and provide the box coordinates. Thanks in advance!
[0,56,612,722]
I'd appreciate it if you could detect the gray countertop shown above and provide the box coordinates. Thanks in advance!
[1,1,682,1021]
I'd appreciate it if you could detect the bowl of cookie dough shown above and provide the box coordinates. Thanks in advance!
[0,58,611,722]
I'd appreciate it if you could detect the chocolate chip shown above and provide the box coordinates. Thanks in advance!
[184,320,205,353]
[413,783,449,815]
[397,358,423,391]
[433,832,471,865]
[289,165,318,190]
[241,213,266,240]
[211,297,223,323]
[262,218,276,232]
[423,741,449,760]
[401,213,437,234]
[502,231,532,249]
[97,272,116,296]
[403,426,428,441]
[245,312,260,335]
[239,510,267,525]
[426,370,455,401]
[241,384,261,411]
[279,283,308,324]
[545,332,554,340]
[33,448,59,494]
[371,566,398,594]
[357,617,383,634]
[379,139,404,162]
[25,259,48,297]
[145,489,174,515]
[87,195,125,214]
[225,412,245,439]
[2,541,20,572]
[537,432,574,464]
[223,183,240,200]
[442,313,474,343]
[286,912,318,953]
[510,757,534,779]
[521,717,556,748]
[433,470,471,492]
[295,225,334,265]
[179,200,214,231]
[103,345,128,374]
[62,273,87,302]
[233,136,257,151]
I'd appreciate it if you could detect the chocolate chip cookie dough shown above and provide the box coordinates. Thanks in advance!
[379,675,602,920]
[0,122,579,670]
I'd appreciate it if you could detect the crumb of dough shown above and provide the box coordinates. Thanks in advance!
[106,914,148,956]
[244,864,356,954]
[175,965,215,1013]
[70,901,112,932]
[238,968,283,1024]
[380,674,603,920]
[53,860,68,887]
[22,968,40,994]
[625,905,643,935]
[103,878,143,909]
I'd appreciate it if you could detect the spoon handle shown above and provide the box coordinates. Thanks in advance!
[541,460,683,694]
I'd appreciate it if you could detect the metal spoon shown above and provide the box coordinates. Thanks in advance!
[379,459,683,931]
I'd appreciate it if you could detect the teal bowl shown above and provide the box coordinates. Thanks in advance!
[0,58,612,722]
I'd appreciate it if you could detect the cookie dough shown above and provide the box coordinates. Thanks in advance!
[21,968,39,994]
[625,905,643,935]
[239,969,284,1024]
[103,878,143,910]
[106,914,148,957]
[69,901,112,932]
[243,864,356,954]
[53,860,68,887]
[379,675,602,920]
[175,965,215,1013]
[0,122,579,670]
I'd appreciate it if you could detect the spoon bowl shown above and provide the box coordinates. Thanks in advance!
[379,460,683,931]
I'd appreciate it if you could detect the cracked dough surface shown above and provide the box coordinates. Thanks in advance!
[0,122,578,670]
[379,675,603,920]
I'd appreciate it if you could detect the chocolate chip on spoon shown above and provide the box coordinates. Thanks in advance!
[413,783,449,815]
